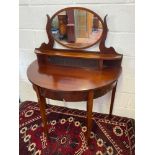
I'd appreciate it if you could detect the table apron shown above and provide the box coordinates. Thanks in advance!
[38,82,116,102]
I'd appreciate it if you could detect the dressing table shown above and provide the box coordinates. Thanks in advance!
[27,7,123,142]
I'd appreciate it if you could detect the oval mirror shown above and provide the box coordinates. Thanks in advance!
[51,7,103,49]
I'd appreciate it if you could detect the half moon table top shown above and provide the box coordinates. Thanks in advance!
[27,60,122,92]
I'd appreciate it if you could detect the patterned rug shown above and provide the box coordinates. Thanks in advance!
[19,101,135,155]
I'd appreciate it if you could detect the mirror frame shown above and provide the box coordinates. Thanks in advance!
[39,7,117,54]
[50,7,104,49]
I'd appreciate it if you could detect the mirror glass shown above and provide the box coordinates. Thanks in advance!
[51,8,103,49]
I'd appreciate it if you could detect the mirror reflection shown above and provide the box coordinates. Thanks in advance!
[51,8,103,49]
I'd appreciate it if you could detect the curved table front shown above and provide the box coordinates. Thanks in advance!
[27,60,122,141]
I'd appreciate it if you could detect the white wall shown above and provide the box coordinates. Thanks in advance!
[19,0,135,118]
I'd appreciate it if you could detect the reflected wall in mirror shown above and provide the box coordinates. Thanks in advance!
[51,8,103,49]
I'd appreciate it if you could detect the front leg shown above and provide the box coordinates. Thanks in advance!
[33,85,48,135]
[109,82,117,117]
[86,90,94,143]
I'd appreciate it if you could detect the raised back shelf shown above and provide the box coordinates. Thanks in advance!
[35,49,123,70]
[35,49,122,60]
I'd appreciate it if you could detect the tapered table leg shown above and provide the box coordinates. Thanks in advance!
[109,82,117,117]
[86,90,94,143]
[33,85,48,135]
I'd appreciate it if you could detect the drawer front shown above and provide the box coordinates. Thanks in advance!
[40,88,87,102]
[39,82,116,102]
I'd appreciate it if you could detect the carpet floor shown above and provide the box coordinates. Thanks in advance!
[19,101,135,155]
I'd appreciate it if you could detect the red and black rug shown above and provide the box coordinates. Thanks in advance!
[19,101,135,155]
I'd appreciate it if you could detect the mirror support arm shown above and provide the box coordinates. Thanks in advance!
[99,15,119,55]
[39,14,54,50]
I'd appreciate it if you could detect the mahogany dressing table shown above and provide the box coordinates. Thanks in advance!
[27,7,123,142]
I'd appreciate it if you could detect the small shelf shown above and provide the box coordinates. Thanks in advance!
[35,49,122,60]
